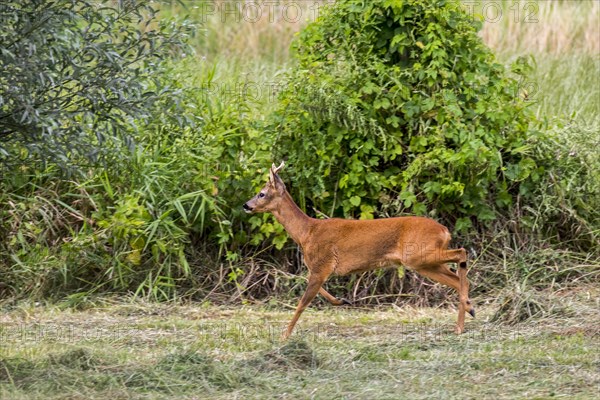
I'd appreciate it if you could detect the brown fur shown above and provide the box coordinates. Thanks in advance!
[243,162,474,339]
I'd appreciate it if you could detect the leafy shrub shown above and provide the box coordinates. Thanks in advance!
[529,120,600,248]
[0,0,192,168]
[0,58,276,300]
[273,0,543,233]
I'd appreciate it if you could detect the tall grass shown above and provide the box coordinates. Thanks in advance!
[157,0,316,63]
[478,0,599,56]
[528,55,600,122]
[157,1,600,61]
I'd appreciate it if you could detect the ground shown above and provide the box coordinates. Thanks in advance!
[1,286,598,399]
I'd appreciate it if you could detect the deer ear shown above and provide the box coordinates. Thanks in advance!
[273,174,286,194]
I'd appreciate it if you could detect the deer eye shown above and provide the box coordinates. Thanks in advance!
[258,192,265,198]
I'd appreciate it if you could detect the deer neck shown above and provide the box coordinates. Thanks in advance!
[271,191,313,246]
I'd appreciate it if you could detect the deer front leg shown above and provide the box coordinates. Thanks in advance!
[282,273,328,340]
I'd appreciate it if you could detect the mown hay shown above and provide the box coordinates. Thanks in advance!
[245,339,320,371]
[490,286,575,325]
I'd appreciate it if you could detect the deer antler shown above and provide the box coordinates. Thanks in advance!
[271,161,285,174]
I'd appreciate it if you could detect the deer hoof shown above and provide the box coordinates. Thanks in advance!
[340,298,353,306]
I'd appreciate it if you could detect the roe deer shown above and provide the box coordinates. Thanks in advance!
[243,162,474,339]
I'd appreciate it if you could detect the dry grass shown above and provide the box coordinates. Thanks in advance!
[159,0,315,62]
[158,1,600,62]
[478,0,600,56]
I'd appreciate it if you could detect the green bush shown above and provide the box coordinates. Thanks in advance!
[273,0,543,232]
[0,0,192,168]
[0,59,275,300]
[527,119,600,248]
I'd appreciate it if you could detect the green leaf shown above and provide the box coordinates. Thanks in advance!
[273,234,288,250]
[455,217,472,232]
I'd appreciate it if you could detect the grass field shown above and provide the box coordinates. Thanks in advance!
[1,284,598,399]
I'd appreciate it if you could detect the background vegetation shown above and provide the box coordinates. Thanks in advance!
[0,0,598,306]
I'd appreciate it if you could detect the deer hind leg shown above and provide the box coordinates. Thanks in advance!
[416,248,473,334]
[319,287,352,306]
[446,248,474,319]
[282,273,328,340]
[436,249,473,321]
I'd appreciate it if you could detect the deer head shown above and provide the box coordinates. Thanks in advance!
[243,162,286,213]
